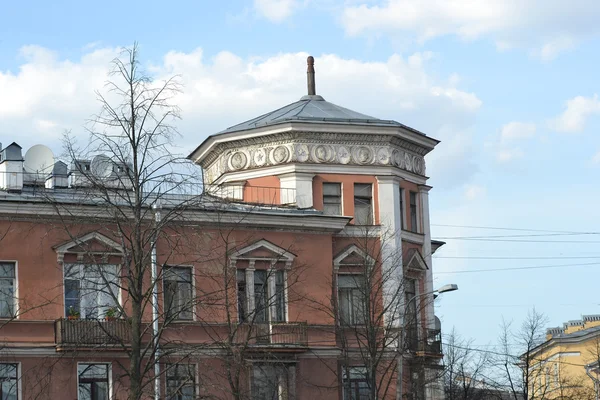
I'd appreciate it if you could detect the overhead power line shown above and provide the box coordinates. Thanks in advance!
[431,224,598,235]
[435,261,600,274]
[434,256,600,260]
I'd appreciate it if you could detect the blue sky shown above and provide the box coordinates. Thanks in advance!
[2,0,600,347]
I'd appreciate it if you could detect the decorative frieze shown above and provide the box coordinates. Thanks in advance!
[202,132,427,184]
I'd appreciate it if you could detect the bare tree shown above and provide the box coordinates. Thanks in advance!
[45,43,207,400]
[444,328,493,400]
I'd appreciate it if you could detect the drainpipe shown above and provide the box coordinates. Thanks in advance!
[152,202,162,400]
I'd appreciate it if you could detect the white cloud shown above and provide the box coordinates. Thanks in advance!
[500,122,536,142]
[253,0,299,23]
[464,184,486,200]
[496,147,524,163]
[549,95,600,133]
[340,0,600,59]
[0,45,480,185]
[592,151,600,165]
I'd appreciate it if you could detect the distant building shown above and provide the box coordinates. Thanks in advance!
[525,314,600,399]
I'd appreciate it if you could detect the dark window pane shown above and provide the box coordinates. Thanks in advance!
[354,184,372,225]
[338,275,365,325]
[254,271,268,323]
[163,266,193,321]
[167,364,196,400]
[237,270,247,322]
[410,191,418,233]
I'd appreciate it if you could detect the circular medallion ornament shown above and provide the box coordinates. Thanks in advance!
[337,146,351,164]
[413,155,425,175]
[230,151,248,170]
[253,148,266,167]
[312,145,333,163]
[392,149,402,167]
[295,144,310,162]
[377,148,390,165]
[272,146,290,164]
[354,146,373,164]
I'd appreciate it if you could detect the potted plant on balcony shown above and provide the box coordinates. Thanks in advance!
[104,307,118,321]
[67,306,80,320]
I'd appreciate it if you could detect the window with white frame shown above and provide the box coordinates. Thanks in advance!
[166,364,196,400]
[323,183,342,215]
[251,363,292,400]
[409,191,419,233]
[64,264,119,319]
[163,266,193,321]
[338,275,366,325]
[353,184,373,225]
[237,269,286,323]
[0,363,18,400]
[342,366,369,400]
[399,188,405,230]
[78,363,109,400]
[0,263,16,318]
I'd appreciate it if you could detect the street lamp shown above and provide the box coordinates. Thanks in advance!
[396,283,458,400]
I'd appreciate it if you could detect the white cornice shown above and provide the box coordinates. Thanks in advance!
[0,201,351,233]
[401,230,425,244]
[189,121,439,164]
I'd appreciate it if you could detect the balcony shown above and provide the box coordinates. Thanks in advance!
[55,318,131,349]
[204,184,297,207]
[411,329,442,357]
[234,322,308,349]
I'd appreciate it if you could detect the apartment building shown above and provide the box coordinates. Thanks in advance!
[526,314,600,399]
[0,57,444,400]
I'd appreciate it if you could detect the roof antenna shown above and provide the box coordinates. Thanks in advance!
[307,56,316,96]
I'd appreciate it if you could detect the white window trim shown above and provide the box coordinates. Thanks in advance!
[336,272,366,326]
[239,264,289,324]
[353,183,374,225]
[399,188,407,231]
[0,260,18,320]
[77,362,112,400]
[322,182,343,216]
[63,263,122,319]
[162,264,196,322]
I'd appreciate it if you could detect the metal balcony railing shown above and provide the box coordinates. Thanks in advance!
[55,318,131,348]
[204,185,297,207]
[405,328,442,356]
[234,322,308,347]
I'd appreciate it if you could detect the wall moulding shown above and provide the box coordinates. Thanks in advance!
[203,132,427,184]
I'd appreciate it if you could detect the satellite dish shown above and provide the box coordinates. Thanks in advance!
[90,155,114,179]
[24,145,55,174]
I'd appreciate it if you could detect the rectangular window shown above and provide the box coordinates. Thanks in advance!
[237,270,247,323]
[254,270,268,323]
[238,269,287,323]
[78,363,109,400]
[0,263,16,318]
[251,363,291,400]
[323,183,342,215]
[0,363,18,400]
[354,184,373,225]
[409,191,418,233]
[166,364,196,400]
[65,264,119,319]
[399,188,405,230]
[273,271,285,322]
[405,279,418,349]
[338,275,366,325]
[163,266,193,321]
[343,366,369,400]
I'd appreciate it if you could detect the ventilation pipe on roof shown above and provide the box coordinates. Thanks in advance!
[307,56,316,96]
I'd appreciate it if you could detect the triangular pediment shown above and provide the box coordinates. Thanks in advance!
[403,248,428,271]
[333,245,375,268]
[231,239,295,262]
[54,232,123,262]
